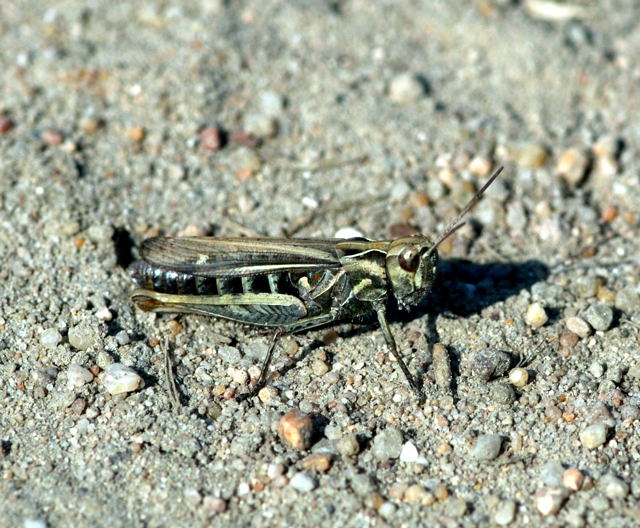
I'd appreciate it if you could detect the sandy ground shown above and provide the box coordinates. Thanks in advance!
[1,0,640,526]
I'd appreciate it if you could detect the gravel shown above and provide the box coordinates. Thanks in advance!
[2,2,640,527]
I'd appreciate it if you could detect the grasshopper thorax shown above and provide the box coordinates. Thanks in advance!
[386,235,438,310]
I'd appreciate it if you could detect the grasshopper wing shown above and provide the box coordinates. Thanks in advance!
[140,236,342,277]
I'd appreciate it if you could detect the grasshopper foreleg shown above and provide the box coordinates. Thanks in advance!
[375,304,424,402]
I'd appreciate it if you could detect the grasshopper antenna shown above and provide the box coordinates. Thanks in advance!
[421,166,503,260]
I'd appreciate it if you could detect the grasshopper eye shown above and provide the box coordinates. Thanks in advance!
[398,246,420,272]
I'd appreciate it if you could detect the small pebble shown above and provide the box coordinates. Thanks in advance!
[289,472,316,492]
[70,397,87,415]
[600,474,629,499]
[506,202,527,231]
[445,498,468,517]
[516,143,547,169]
[67,364,94,389]
[115,330,130,346]
[371,428,403,461]
[102,363,143,395]
[403,485,432,505]
[596,285,616,303]
[432,343,452,388]
[42,128,64,146]
[525,302,548,329]
[227,367,249,385]
[301,453,333,473]
[334,227,364,239]
[229,147,262,172]
[494,499,516,525]
[277,410,314,451]
[566,316,592,338]
[388,72,426,104]
[257,386,279,404]
[378,501,397,519]
[556,148,589,185]
[559,331,579,351]
[468,156,492,176]
[68,323,99,350]
[472,434,503,460]
[40,328,62,349]
[258,91,284,117]
[200,496,227,516]
[200,127,222,150]
[336,433,360,457]
[489,382,516,405]
[311,359,330,376]
[126,126,145,143]
[23,520,47,528]
[350,473,376,496]
[583,303,614,332]
[399,441,419,464]
[615,286,640,313]
[508,367,529,387]
[540,460,565,487]
[573,276,597,298]
[620,404,640,422]
[579,423,608,449]
[0,115,14,133]
[563,468,585,491]
[535,487,568,516]
[468,348,511,381]
[243,112,277,138]
[589,362,605,378]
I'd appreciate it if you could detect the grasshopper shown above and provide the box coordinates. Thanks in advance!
[130,167,503,401]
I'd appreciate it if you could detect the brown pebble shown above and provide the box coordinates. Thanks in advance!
[559,331,579,350]
[200,126,222,150]
[167,320,184,335]
[278,410,314,450]
[0,116,14,133]
[432,343,452,389]
[70,397,87,415]
[126,126,145,143]
[601,205,618,223]
[301,453,333,473]
[556,148,589,185]
[434,483,449,501]
[563,468,585,491]
[410,192,430,208]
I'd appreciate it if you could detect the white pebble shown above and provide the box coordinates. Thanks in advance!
[102,363,143,395]
[334,227,364,239]
[40,328,62,349]
[509,367,529,387]
[389,72,425,104]
[566,316,591,338]
[535,487,568,516]
[579,423,608,449]
[399,441,419,463]
[227,367,249,385]
[525,302,548,329]
[289,472,317,492]
[67,364,94,389]
[95,307,113,321]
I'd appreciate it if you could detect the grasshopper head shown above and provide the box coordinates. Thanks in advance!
[386,235,439,309]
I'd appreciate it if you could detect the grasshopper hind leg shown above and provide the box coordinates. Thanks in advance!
[236,328,284,402]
